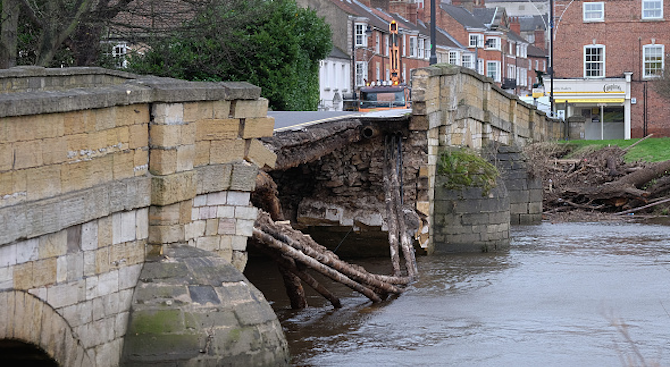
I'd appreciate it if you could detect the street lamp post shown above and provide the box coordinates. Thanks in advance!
[549,0,554,115]
[430,0,437,65]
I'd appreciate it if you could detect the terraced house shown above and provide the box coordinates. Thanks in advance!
[552,0,670,139]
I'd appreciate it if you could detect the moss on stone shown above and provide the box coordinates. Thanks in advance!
[128,309,184,334]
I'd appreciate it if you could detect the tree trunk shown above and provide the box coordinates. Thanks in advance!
[0,0,20,68]
[252,228,383,303]
[383,145,402,277]
[278,264,308,309]
[255,212,405,294]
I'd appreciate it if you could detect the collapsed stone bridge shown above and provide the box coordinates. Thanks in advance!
[0,65,562,366]
[262,65,563,255]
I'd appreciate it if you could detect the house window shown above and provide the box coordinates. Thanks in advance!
[418,39,425,58]
[584,45,605,77]
[644,44,664,77]
[402,35,406,56]
[425,41,431,59]
[469,34,483,48]
[486,37,500,50]
[384,35,389,56]
[356,61,367,86]
[112,43,129,68]
[449,51,459,65]
[355,23,367,47]
[642,0,663,19]
[462,54,473,69]
[409,37,417,57]
[583,2,604,21]
[477,59,484,75]
[376,62,381,81]
[487,61,501,82]
[375,34,380,53]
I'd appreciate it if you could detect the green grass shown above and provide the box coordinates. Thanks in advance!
[562,137,670,163]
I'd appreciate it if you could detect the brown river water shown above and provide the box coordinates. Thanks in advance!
[245,222,670,366]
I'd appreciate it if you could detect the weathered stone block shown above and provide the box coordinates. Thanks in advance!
[230,161,257,192]
[152,103,184,125]
[210,139,246,164]
[195,164,232,194]
[241,117,274,139]
[231,98,268,119]
[194,141,211,167]
[196,118,240,141]
[245,139,276,169]
[148,225,184,245]
[128,124,148,149]
[39,230,68,259]
[33,258,57,287]
[113,151,135,180]
[149,148,177,176]
[176,144,195,172]
[41,136,68,165]
[184,101,214,121]
[151,171,196,206]
[14,140,43,169]
[112,211,137,245]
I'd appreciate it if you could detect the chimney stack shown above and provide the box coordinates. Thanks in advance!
[534,26,546,50]
[510,16,521,35]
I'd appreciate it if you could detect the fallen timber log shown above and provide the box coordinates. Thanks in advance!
[253,210,410,306]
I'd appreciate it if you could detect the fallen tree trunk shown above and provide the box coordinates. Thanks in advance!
[383,148,402,277]
[256,212,405,294]
[252,228,384,303]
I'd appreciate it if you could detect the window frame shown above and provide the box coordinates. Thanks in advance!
[469,34,484,48]
[583,2,605,22]
[643,44,664,78]
[449,51,460,65]
[355,23,368,47]
[409,36,417,57]
[485,37,501,50]
[384,35,389,56]
[584,44,605,78]
[462,54,474,69]
[642,0,663,19]
[355,61,368,86]
[487,60,501,82]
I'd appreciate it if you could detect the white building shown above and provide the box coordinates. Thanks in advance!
[318,48,351,111]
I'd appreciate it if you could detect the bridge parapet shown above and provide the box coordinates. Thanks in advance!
[0,67,287,366]
[411,65,561,253]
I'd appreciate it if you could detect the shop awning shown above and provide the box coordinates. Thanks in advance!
[554,98,625,104]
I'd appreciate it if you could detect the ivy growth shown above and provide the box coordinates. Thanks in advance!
[437,148,499,196]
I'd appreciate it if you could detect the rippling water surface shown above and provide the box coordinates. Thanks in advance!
[247,222,670,366]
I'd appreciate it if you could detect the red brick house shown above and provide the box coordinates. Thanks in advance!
[552,0,669,138]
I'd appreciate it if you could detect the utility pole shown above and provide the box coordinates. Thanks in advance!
[430,0,437,65]
[549,0,554,115]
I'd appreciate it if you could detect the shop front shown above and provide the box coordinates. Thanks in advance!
[552,73,632,140]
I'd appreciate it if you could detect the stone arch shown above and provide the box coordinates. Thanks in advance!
[0,290,94,367]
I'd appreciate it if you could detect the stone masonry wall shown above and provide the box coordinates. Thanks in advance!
[0,67,284,367]
[410,65,561,253]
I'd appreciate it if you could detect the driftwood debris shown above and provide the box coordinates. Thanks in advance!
[526,143,670,217]
[252,210,410,308]
[383,135,418,279]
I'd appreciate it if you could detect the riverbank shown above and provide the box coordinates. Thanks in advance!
[525,138,670,223]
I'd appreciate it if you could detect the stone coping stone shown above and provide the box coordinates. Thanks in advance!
[0,67,261,118]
